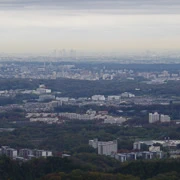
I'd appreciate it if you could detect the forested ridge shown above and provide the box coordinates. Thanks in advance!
[0,78,180,98]
[0,156,180,180]
[1,121,180,152]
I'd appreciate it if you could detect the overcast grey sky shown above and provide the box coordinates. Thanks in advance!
[0,0,180,54]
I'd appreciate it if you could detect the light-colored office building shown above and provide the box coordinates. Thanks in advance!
[89,139,118,156]
[98,140,118,156]
[160,114,171,123]
[149,112,171,123]
[149,112,160,123]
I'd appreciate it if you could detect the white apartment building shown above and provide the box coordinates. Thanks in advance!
[19,149,33,158]
[6,148,17,158]
[33,149,52,158]
[89,139,118,156]
[46,151,53,157]
[121,92,135,98]
[30,117,59,123]
[160,114,171,123]
[115,153,127,162]
[149,112,160,123]
[98,140,118,156]
[33,150,46,158]
[91,95,105,101]
[56,97,69,102]
[149,112,171,123]
[1,146,18,158]
[104,116,126,124]
[59,112,95,120]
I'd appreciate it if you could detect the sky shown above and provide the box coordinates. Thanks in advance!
[0,0,180,55]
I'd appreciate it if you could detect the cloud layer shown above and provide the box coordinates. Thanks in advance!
[0,0,180,14]
[0,0,180,54]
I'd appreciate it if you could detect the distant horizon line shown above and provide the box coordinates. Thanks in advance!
[1,49,180,56]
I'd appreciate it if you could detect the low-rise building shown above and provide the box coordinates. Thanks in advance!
[91,95,105,101]
[115,153,127,162]
[160,114,171,123]
[1,146,18,158]
[104,116,126,124]
[30,117,59,124]
[115,151,162,163]
[89,138,98,149]
[19,149,33,159]
[0,146,53,160]
[133,140,180,150]
[107,96,121,101]
[39,95,55,101]
[33,149,52,158]
[121,92,135,98]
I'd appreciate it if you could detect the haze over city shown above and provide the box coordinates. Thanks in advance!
[0,0,180,55]
[2,1,180,179]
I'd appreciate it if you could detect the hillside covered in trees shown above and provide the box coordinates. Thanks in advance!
[0,156,180,180]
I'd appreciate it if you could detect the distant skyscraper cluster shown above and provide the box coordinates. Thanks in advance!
[51,49,76,58]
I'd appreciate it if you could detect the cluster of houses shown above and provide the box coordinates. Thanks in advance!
[91,92,135,101]
[0,146,52,160]
[26,110,127,124]
[89,138,180,162]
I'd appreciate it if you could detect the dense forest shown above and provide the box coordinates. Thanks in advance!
[0,156,180,180]
[0,121,180,152]
[0,77,180,98]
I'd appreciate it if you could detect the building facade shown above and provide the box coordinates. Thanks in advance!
[89,139,118,156]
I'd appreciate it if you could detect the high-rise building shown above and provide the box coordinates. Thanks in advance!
[149,112,160,123]
[149,112,171,123]
[89,139,118,156]
[98,140,117,156]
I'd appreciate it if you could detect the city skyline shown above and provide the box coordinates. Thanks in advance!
[0,0,180,54]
